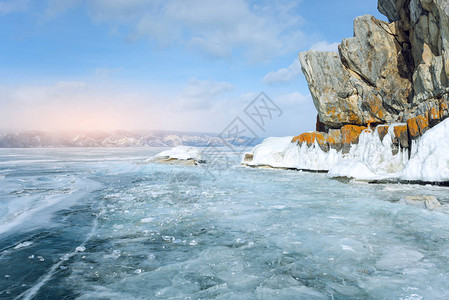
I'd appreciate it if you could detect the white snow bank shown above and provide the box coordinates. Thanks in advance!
[244,137,293,168]
[328,125,408,181]
[401,118,449,182]
[148,146,205,164]
[242,136,341,170]
[244,119,449,183]
[328,160,380,181]
[243,125,408,175]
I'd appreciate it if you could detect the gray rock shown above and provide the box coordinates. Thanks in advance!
[297,0,449,130]
[299,51,365,128]
[340,15,412,112]
[299,15,412,128]
[243,153,253,163]
[413,50,449,104]
[377,0,401,22]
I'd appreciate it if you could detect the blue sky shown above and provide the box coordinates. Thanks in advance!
[0,0,385,136]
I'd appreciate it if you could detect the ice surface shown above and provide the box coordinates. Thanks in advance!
[375,246,424,272]
[1,148,449,299]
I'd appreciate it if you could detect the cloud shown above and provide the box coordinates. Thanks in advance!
[0,80,249,134]
[173,79,234,111]
[0,0,29,15]
[310,41,339,52]
[95,67,122,77]
[180,79,234,99]
[88,0,152,22]
[263,59,301,85]
[50,81,88,98]
[275,91,310,108]
[43,0,79,18]
[17,0,308,62]
[85,0,306,61]
[0,81,152,131]
[0,80,317,136]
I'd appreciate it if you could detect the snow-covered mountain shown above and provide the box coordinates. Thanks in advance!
[0,130,262,148]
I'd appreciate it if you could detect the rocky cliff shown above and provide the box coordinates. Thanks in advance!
[295,0,449,152]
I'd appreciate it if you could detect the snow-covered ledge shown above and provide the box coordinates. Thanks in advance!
[243,118,449,184]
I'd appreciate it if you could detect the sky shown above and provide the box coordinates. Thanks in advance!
[0,0,386,136]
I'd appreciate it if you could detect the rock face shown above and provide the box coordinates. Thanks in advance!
[299,51,364,127]
[299,0,449,135]
[294,0,449,163]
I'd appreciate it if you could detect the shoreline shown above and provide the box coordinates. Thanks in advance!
[242,163,449,187]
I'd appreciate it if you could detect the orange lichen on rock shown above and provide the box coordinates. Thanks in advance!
[315,132,329,152]
[291,135,301,143]
[393,125,409,148]
[377,125,389,141]
[341,125,367,153]
[292,132,315,146]
[440,98,449,119]
[292,131,329,152]
[341,125,366,144]
[325,105,364,126]
[429,106,440,122]
[416,114,429,133]
[365,94,386,121]
[292,132,314,146]
[327,129,342,151]
[407,114,429,139]
[407,118,419,139]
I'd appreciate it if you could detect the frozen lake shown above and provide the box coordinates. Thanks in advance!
[1,148,449,299]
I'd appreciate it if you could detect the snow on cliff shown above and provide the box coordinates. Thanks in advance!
[400,118,449,182]
[243,118,449,183]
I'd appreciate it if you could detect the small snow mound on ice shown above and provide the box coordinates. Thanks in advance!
[75,246,86,252]
[14,241,33,250]
[148,146,205,164]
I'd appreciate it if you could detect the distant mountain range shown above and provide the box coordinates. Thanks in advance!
[0,130,263,148]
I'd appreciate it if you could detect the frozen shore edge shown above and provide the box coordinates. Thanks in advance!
[242,118,449,185]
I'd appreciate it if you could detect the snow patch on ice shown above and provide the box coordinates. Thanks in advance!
[148,146,205,165]
[75,246,86,252]
[140,217,154,223]
[14,241,33,249]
